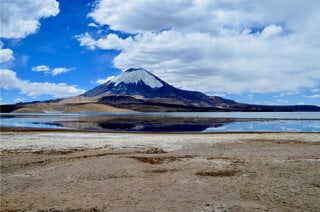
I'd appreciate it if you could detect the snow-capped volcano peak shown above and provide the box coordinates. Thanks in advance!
[110,68,163,88]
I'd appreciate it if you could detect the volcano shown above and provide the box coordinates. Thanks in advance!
[82,68,237,110]
[1,68,319,112]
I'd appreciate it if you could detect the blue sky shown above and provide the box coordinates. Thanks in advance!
[1,0,319,106]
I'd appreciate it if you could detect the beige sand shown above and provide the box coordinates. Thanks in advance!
[12,102,133,113]
[1,131,319,211]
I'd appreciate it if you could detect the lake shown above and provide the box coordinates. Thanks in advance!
[0,112,319,132]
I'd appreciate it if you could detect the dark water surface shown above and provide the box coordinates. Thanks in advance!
[1,112,319,132]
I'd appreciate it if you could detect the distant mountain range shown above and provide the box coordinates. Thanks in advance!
[1,68,319,112]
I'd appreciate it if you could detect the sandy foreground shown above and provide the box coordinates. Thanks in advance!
[1,130,319,211]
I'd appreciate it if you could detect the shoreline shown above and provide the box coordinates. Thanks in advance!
[1,126,320,134]
[1,131,319,211]
[1,131,319,152]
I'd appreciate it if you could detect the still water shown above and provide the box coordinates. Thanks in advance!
[1,112,319,132]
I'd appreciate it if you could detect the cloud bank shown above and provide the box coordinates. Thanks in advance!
[78,0,320,94]
[0,0,88,102]
[0,69,85,98]
[0,0,59,39]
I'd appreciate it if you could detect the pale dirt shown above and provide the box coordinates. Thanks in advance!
[1,131,319,211]
[13,102,132,113]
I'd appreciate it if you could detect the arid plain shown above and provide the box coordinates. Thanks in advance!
[1,130,319,211]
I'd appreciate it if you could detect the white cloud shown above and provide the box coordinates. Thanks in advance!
[31,65,74,76]
[0,0,59,39]
[52,67,74,76]
[96,34,134,50]
[0,41,14,63]
[260,25,283,38]
[79,0,320,94]
[305,88,320,99]
[0,69,22,89]
[311,88,320,93]
[87,0,320,36]
[32,65,50,73]
[88,22,99,28]
[0,69,85,98]
[14,97,25,103]
[96,75,116,84]
[88,0,183,33]
[77,33,134,50]
[76,32,97,50]
[211,93,226,97]
[279,91,300,97]
[276,99,289,104]
[108,30,319,93]
[304,94,320,99]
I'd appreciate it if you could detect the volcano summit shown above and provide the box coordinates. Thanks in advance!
[83,68,167,97]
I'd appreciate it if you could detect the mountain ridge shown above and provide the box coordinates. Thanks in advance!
[1,68,319,112]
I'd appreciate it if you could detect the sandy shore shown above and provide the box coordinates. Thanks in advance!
[1,130,319,211]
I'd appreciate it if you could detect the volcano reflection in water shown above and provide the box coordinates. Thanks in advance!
[1,112,319,132]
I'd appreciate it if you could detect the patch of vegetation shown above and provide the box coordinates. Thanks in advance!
[32,149,85,155]
[129,155,193,164]
[130,156,179,164]
[206,156,233,160]
[138,147,168,154]
[196,169,238,177]
[143,169,179,174]
[311,182,320,188]
[39,207,101,212]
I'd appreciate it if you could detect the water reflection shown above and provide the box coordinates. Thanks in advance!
[1,112,320,132]
[203,120,320,132]
[48,116,227,132]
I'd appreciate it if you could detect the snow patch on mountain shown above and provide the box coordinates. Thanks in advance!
[110,68,163,88]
